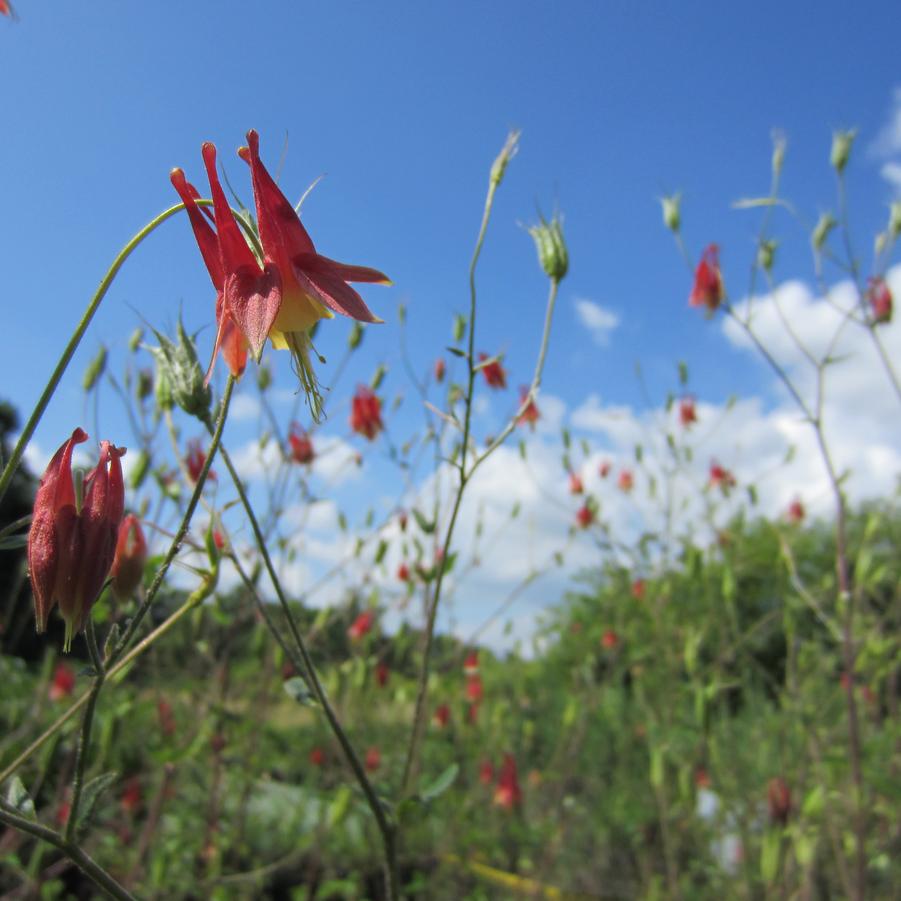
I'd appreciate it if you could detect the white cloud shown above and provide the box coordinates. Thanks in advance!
[870,86,901,193]
[228,392,262,423]
[574,298,620,346]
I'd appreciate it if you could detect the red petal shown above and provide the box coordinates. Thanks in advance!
[170,168,224,289]
[308,254,391,285]
[224,263,283,361]
[240,130,316,259]
[294,256,381,323]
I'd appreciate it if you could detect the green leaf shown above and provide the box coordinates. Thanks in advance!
[5,776,35,818]
[420,763,459,802]
[412,509,436,535]
[374,539,388,565]
[74,772,118,838]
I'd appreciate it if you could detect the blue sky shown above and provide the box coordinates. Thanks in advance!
[3,1,901,649]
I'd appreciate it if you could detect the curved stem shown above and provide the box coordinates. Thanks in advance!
[203,385,399,901]
[0,801,138,901]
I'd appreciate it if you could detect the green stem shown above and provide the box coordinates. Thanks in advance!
[203,385,399,901]
[64,619,105,844]
[0,801,138,901]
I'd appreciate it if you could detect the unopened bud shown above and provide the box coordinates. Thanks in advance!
[128,328,144,353]
[128,449,151,490]
[529,213,569,281]
[453,314,466,343]
[136,369,153,402]
[82,346,107,392]
[771,130,787,177]
[370,364,387,391]
[148,319,211,419]
[812,212,837,252]
[889,201,901,239]
[110,514,148,600]
[489,130,520,187]
[256,364,272,391]
[348,321,364,350]
[830,129,856,174]
[757,239,777,273]
[660,194,681,233]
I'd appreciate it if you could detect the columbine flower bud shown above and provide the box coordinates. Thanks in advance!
[660,193,681,233]
[757,239,777,273]
[489,130,520,187]
[812,212,837,252]
[82,345,107,392]
[148,318,212,419]
[866,277,893,325]
[348,321,364,350]
[529,213,569,282]
[256,364,272,392]
[110,514,147,600]
[890,201,901,239]
[771,131,787,177]
[28,430,126,650]
[830,129,856,174]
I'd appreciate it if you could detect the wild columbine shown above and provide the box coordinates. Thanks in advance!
[375,661,390,687]
[516,386,540,429]
[364,746,381,773]
[185,438,216,484]
[598,460,611,479]
[28,429,126,651]
[348,609,375,641]
[568,472,584,495]
[121,777,143,816]
[679,396,698,428]
[173,131,390,416]
[463,650,479,676]
[157,699,176,737]
[617,469,634,493]
[466,674,484,703]
[310,747,326,767]
[689,244,724,313]
[350,385,383,440]
[601,629,619,650]
[478,352,507,389]
[434,357,446,383]
[575,504,594,529]
[767,777,792,825]
[479,759,495,785]
[494,754,522,809]
[397,562,410,582]
[866,276,893,324]
[786,497,805,524]
[631,578,646,600]
[49,662,76,701]
[0,1,12,17]
[110,513,147,600]
[433,704,451,728]
[288,423,315,465]
[708,461,736,494]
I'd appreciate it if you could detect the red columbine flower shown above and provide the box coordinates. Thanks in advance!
[433,704,451,728]
[239,131,389,399]
[121,777,142,816]
[689,244,724,312]
[568,472,584,495]
[617,469,634,493]
[434,358,446,383]
[516,386,540,429]
[494,754,522,809]
[466,674,484,703]
[479,759,495,785]
[288,422,315,464]
[375,661,390,687]
[157,699,176,737]
[708,461,736,494]
[478,353,507,389]
[49,662,76,701]
[110,514,147,601]
[786,497,805,524]
[365,746,381,773]
[695,767,712,789]
[601,629,619,649]
[767,777,792,825]
[28,429,126,651]
[398,510,408,531]
[463,650,479,676]
[575,504,593,529]
[866,276,893,324]
[185,438,216,484]
[631,578,646,600]
[0,1,13,18]
[350,385,383,440]
[599,460,611,479]
[397,562,410,583]
[348,609,375,641]
[310,747,325,767]
[679,396,698,428]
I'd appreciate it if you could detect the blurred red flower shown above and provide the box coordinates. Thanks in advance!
[866,276,893,324]
[617,469,634,493]
[375,661,390,687]
[575,504,594,529]
[397,562,410,583]
[689,244,724,312]
[350,385,383,440]
[786,497,805,524]
[434,358,446,383]
[601,629,619,649]
[568,472,584,495]
[708,461,736,494]
[516,386,540,429]
[631,579,646,600]
[365,746,381,772]
[767,777,792,825]
[185,438,216,484]
[463,650,479,676]
[478,353,507,389]
[49,662,75,702]
[679,396,698,427]
[598,460,611,479]
[111,514,147,601]
[348,610,375,641]
[310,747,325,767]
[493,754,522,809]
[121,777,142,816]
[157,699,176,738]
[479,759,495,785]
[288,423,315,465]
[466,674,484,703]
[433,703,451,728]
